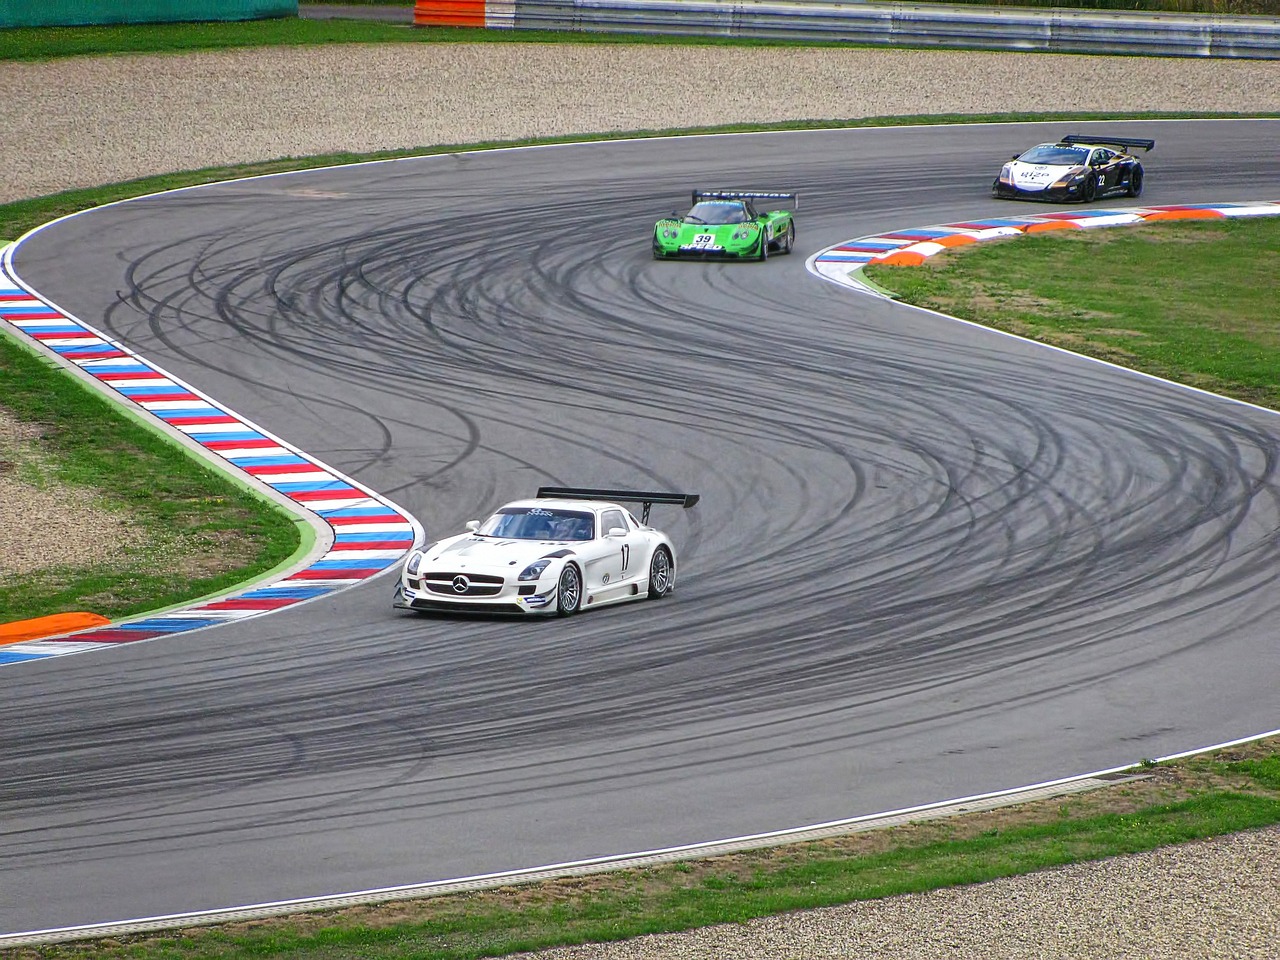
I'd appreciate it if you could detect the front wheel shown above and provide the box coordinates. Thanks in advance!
[1081,173,1099,203]
[756,228,769,261]
[1126,167,1144,198]
[780,221,795,255]
[556,564,582,616]
[647,547,674,599]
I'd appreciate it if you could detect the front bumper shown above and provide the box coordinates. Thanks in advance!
[654,244,757,260]
[992,180,1089,203]
[393,576,558,615]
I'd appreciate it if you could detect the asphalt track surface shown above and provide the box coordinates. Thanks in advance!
[3,119,1280,936]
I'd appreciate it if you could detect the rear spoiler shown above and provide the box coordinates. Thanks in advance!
[693,190,799,209]
[536,486,700,524]
[1060,135,1155,152]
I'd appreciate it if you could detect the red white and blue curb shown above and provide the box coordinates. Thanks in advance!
[810,200,1280,296]
[0,253,423,667]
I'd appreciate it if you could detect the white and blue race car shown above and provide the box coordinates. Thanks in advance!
[393,487,699,616]
[992,134,1154,202]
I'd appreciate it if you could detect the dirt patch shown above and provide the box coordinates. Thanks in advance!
[0,406,151,578]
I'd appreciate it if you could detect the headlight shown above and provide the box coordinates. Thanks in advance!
[406,551,424,575]
[732,226,757,241]
[999,163,1012,180]
[662,228,679,239]
[518,559,552,581]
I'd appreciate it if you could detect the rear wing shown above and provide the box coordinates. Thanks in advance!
[693,190,799,209]
[1060,135,1155,152]
[536,486,700,524]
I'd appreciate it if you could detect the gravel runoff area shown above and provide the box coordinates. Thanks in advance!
[2,39,1279,957]
[2,43,1280,203]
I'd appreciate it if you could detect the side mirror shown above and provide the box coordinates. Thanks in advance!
[607,526,627,538]
[465,520,480,532]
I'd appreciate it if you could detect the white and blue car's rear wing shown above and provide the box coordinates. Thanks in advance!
[536,487,700,524]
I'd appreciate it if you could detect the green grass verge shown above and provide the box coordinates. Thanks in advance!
[0,332,303,623]
[12,737,1280,958]
[863,216,1280,410]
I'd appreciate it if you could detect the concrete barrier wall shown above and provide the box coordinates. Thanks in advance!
[413,0,1280,58]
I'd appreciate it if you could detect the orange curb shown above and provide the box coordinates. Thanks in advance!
[0,612,110,645]
[934,234,978,248]
[1142,209,1225,221]
[1026,220,1082,233]
[876,251,928,266]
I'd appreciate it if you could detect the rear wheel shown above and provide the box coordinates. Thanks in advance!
[647,547,674,599]
[556,565,582,616]
[1126,167,1144,198]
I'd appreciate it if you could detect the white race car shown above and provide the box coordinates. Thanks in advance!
[393,487,699,616]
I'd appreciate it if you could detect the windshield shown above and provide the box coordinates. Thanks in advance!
[1018,144,1089,166]
[684,201,749,225]
[477,507,595,541]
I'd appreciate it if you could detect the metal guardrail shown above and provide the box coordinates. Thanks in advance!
[415,0,1280,58]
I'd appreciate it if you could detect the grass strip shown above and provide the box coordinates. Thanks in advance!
[12,738,1280,958]
[863,216,1280,410]
[0,333,302,623]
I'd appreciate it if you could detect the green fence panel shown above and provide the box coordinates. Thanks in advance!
[0,0,298,28]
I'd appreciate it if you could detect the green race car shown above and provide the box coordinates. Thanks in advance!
[653,190,798,261]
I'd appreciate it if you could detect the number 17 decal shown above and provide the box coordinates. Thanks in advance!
[621,544,630,572]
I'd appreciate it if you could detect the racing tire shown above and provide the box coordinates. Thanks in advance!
[1082,173,1099,203]
[556,564,582,616]
[1126,167,1144,198]
[757,230,769,262]
[647,547,674,600]
[780,222,795,255]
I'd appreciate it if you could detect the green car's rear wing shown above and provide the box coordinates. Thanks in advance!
[1060,135,1155,152]
[536,486,700,524]
[693,190,799,209]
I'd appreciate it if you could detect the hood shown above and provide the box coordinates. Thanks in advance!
[677,221,755,239]
[1007,160,1082,192]
[422,535,570,573]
